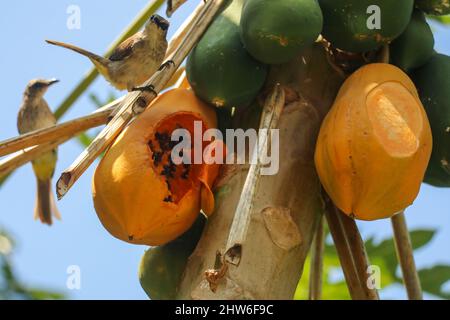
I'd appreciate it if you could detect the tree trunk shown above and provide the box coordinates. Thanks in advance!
[176,44,344,300]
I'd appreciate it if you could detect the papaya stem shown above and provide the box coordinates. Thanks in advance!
[0,99,120,158]
[323,194,379,300]
[224,84,285,266]
[0,137,69,179]
[382,42,423,298]
[441,158,450,175]
[378,45,390,64]
[320,40,347,79]
[391,211,423,300]
[308,215,325,300]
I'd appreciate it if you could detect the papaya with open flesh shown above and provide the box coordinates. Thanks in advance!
[319,0,414,53]
[92,88,223,246]
[186,0,268,109]
[138,215,206,300]
[412,54,450,187]
[415,0,450,15]
[240,0,323,64]
[390,11,435,72]
[315,63,432,220]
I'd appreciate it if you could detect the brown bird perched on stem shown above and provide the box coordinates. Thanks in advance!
[46,14,170,91]
[17,79,61,225]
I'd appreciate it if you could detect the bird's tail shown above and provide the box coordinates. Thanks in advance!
[35,178,61,226]
[45,40,110,76]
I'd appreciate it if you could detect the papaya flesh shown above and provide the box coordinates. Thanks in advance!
[390,11,435,72]
[412,54,450,187]
[240,0,323,64]
[319,0,414,53]
[186,0,268,109]
[315,63,432,220]
[416,0,450,15]
[138,215,206,300]
[92,89,221,246]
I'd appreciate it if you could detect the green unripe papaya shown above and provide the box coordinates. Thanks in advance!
[319,0,414,53]
[186,0,268,109]
[240,0,323,64]
[138,215,206,299]
[412,54,450,187]
[390,11,435,72]
[415,0,450,15]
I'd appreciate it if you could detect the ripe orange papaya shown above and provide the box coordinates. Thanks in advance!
[315,64,432,220]
[92,88,222,245]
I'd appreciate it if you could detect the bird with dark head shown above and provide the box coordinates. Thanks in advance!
[46,14,170,91]
[17,79,61,226]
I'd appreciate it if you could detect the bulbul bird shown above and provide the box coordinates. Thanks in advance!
[17,79,61,225]
[46,14,170,91]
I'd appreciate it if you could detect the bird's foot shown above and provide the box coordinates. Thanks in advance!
[131,84,157,96]
[158,60,175,71]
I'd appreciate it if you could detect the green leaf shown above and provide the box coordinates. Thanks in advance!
[26,288,65,300]
[366,229,435,254]
[77,133,96,148]
[88,92,117,109]
[76,92,116,148]
[0,172,12,188]
[428,15,450,25]
[295,255,351,300]
[365,229,436,279]
[419,265,450,299]
[88,93,104,108]
[1,232,65,300]
[296,229,438,300]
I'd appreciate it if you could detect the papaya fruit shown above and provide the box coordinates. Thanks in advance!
[315,63,432,220]
[390,11,435,72]
[186,0,268,109]
[415,0,450,15]
[412,54,450,187]
[138,215,206,300]
[239,0,323,64]
[318,0,414,53]
[92,88,222,246]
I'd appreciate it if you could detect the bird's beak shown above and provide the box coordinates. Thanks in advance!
[46,79,59,86]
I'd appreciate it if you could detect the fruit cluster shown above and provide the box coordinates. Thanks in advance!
[186,0,449,216]
[90,0,450,299]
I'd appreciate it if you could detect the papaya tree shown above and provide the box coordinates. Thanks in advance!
[1,0,450,301]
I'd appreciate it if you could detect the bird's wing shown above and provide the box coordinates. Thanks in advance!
[109,36,138,61]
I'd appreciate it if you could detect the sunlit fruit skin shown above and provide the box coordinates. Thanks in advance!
[412,54,450,187]
[315,64,432,220]
[240,0,323,64]
[92,89,219,246]
[390,11,435,72]
[415,0,450,15]
[318,0,414,53]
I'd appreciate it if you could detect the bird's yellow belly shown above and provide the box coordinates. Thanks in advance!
[32,151,57,180]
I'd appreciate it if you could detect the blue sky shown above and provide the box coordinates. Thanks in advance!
[0,1,449,299]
